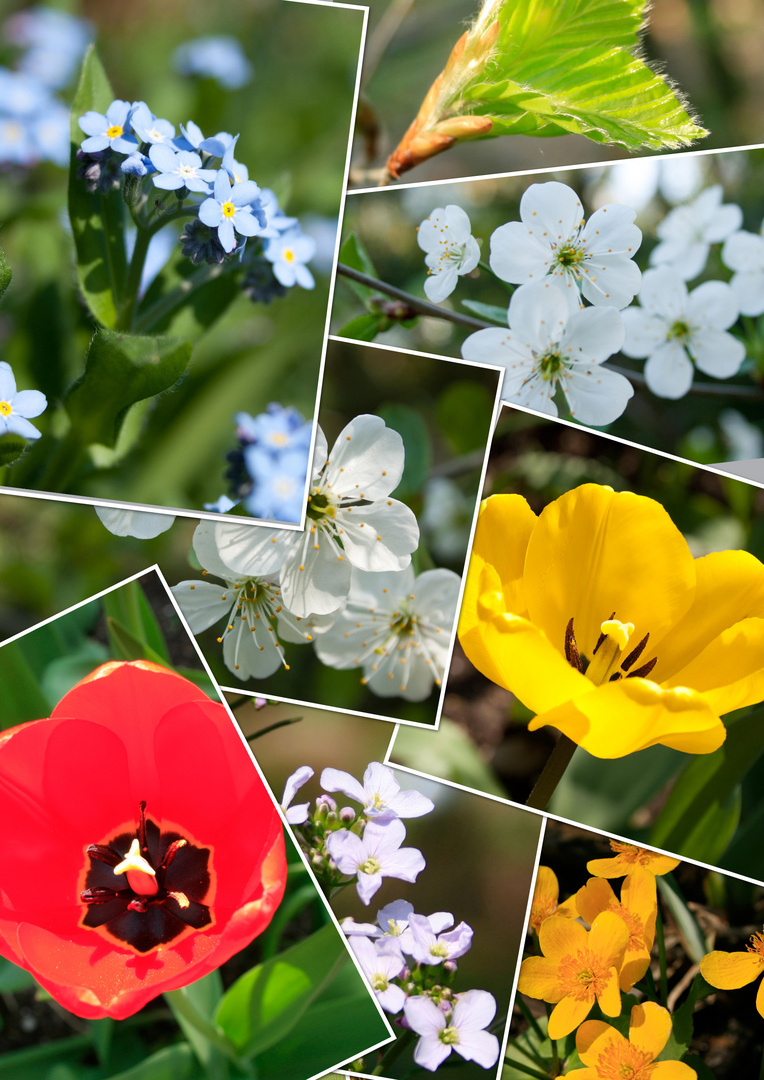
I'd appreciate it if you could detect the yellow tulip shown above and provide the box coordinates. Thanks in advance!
[459,483,764,758]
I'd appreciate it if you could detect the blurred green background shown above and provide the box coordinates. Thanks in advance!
[238,697,543,1080]
[0,0,364,512]
[391,403,764,882]
[351,0,764,185]
[336,146,764,467]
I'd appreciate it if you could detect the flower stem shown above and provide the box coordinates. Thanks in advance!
[525,734,578,810]
[655,904,668,1007]
[516,995,545,1044]
[246,717,303,741]
[336,263,489,330]
[506,1034,549,1072]
[504,1052,553,1080]
[117,207,199,332]
[372,1028,417,1075]
[164,988,249,1074]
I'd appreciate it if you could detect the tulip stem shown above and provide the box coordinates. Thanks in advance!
[164,988,250,1074]
[525,735,578,810]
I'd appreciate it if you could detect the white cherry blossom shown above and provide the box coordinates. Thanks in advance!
[95,506,175,538]
[212,415,420,618]
[314,566,460,701]
[722,221,764,317]
[417,205,480,303]
[650,184,743,280]
[489,181,642,310]
[622,267,745,399]
[171,520,329,680]
[462,281,632,425]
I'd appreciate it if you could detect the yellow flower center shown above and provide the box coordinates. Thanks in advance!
[557,948,609,1002]
[371,973,389,991]
[746,931,764,962]
[221,201,236,218]
[595,1041,655,1079]
[359,856,382,875]
[0,401,12,416]
[609,841,655,867]
[439,1026,460,1046]
[284,248,295,262]
[106,124,123,138]
[611,903,644,950]
[112,837,159,897]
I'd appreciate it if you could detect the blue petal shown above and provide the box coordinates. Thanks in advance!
[198,198,223,227]
[218,218,235,253]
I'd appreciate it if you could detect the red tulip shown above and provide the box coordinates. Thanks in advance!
[0,660,286,1019]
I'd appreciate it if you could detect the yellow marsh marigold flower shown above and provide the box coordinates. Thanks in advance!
[587,840,680,879]
[567,1001,697,1079]
[529,865,576,933]
[517,910,628,1039]
[458,484,764,758]
[576,869,657,991]
[700,928,764,1015]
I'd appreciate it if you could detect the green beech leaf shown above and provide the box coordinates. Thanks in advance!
[214,922,348,1060]
[65,329,192,448]
[68,46,128,329]
[648,708,764,863]
[389,0,706,176]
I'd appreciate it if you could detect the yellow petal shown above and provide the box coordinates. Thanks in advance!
[576,1019,626,1066]
[597,965,623,1017]
[560,1071,597,1080]
[517,956,562,1002]
[590,910,629,969]
[756,973,764,1019]
[700,949,763,989]
[620,947,652,992]
[652,1062,703,1079]
[576,877,616,926]
[622,868,658,947]
[628,1001,672,1060]
[539,912,588,960]
[666,616,764,716]
[459,495,536,634]
[548,993,593,1040]
[587,845,680,879]
[655,550,764,680]
[522,485,696,661]
[528,678,725,757]
[534,865,560,906]
[460,589,593,713]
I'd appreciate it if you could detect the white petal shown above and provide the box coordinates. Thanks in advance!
[215,520,291,578]
[621,308,667,358]
[638,268,689,320]
[644,341,694,398]
[689,329,745,378]
[489,221,551,284]
[320,767,367,804]
[722,230,764,274]
[650,239,709,280]
[562,306,626,363]
[221,616,285,679]
[279,525,350,617]
[454,1030,500,1068]
[705,201,743,242]
[424,265,459,303]
[581,255,641,308]
[730,271,764,317]
[452,989,497,1032]
[95,506,175,539]
[686,280,739,330]
[325,414,405,497]
[338,499,420,573]
[562,364,634,426]
[520,181,583,240]
[508,280,570,347]
[171,580,232,633]
[405,996,446,1038]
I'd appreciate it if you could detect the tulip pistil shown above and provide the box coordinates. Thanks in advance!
[80,801,212,953]
[565,618,658,685]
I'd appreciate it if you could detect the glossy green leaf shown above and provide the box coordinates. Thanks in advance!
[214,922,348,1059]
[40,640,109,704]
[378,403,431,498]
[668,972,717,1050]
[0,242,12,302]
[165,973,228,1080]
[657,877,708,964]
[0,956,35,992]
[0,433,30,467]
[65,329,192,448]
[337,313,391,341]
[99,1044,196,1080]
[457,0,706,151]
[67,46,128,329]
[0,641,54,727]
[649,708,764,863]
[338,234,379,303]
[461,299,508,325]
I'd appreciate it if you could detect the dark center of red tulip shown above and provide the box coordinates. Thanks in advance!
[80,801,213,953]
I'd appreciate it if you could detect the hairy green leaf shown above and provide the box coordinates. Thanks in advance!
[65,329,192,448]
[68,46,128,328]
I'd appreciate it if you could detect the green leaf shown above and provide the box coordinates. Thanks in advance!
[65,329,192,448]
[40,640,109,704]
[669,972,717,1049]
[390,717,508,797]
[461,299,508,325]
[0,433,30,467]
[106,617,171,668]
[98,1044,196,1080]
[67,46,128,329]
[337,313,391,341]
[252,966,391,1080]
[0,242,12,302]
[0,956,35,992]
[0,641,54,727]
[648,708,764,863]
[657,877,708,965]
[463,0,706,150]
[377,402,432,499]
[214,922,349,1059]
[338,234,379,303]
[165,972,229,1080]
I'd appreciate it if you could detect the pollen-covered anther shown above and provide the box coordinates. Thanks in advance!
[112,839,159,896]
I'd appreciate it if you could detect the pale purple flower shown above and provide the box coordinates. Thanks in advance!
[281,766,314,824]
[326,819,425,905]
[404,990,500,1071]
[349,936,406,1014]
[320,762,434,821]
[407,913,473,966]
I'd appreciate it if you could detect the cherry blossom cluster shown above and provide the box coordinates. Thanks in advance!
[419,179,753,421]
[280,762,501,1073]
[171,413,460,701]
